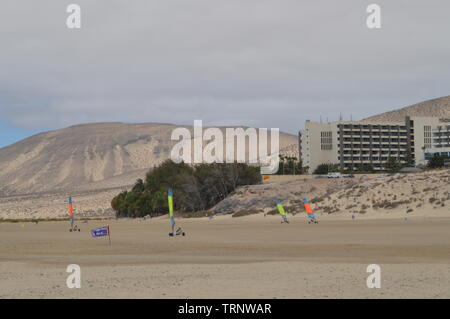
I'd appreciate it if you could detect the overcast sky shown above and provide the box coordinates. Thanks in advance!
[1,0,450,147]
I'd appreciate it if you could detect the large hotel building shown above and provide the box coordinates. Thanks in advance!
[301,116,450,173]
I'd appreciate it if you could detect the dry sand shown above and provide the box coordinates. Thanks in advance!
[1,214,449,299]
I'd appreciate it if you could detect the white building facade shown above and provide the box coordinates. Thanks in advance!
[301,116,450,173]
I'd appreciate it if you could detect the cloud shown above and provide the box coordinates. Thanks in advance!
[1,0,449,134]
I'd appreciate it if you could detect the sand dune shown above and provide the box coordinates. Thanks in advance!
[312,169,450,218]
[212,169,450,219]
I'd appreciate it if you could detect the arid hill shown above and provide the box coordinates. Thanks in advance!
[1,169,449,220]
[311,169,450,217]
[364,95,450,122]
[0,122,298,196]
[210,169,450,218]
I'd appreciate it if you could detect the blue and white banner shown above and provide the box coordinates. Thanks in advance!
[91,226,110,238]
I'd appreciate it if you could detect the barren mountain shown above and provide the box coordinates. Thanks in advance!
[364,96,450,122]
[0,122,298,196]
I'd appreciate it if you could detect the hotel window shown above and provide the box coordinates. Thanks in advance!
[424,126,432,149]
[320,131,333,150]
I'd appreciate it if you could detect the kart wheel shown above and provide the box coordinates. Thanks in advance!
[182,232,185,236]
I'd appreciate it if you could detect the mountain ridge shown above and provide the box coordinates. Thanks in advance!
[363,95,450,122]
[0,122,298,196]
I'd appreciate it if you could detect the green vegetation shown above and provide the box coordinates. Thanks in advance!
[385,156,401,173]
[314,157,414,174]
[111,160,262,218]
[276,155,306,175]
[313,163,340,174]
[355,164,374,173]
[427,154,449,169]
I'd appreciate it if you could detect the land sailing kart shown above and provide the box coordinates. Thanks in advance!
[169,227,186,237]
[69,224,81,232]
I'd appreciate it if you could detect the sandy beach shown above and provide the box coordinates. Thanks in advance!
[1,214,449,299]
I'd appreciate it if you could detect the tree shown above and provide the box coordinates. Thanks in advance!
[111,160,262,218]
[357,164,374,173]
[276,155,303,175]
[385,157,401,172]
[313,163,339,175]
[427,154,447,169]
[314,164,329,175]
[132,179,144,193]
[404,150,414,167]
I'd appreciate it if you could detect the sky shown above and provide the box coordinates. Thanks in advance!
[1,0,450,148]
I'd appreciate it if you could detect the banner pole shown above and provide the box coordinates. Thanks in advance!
[108,225,111,245]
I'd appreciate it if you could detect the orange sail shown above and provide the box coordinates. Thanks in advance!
[304,202,313,214]
[303,198,318,223]
[68,197,73,217]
